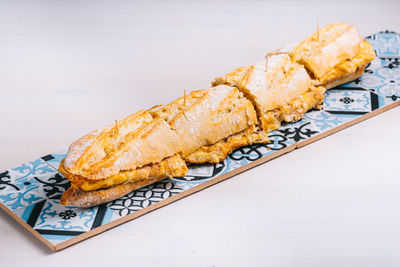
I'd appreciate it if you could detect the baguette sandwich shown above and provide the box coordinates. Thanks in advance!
[59,23,375,207]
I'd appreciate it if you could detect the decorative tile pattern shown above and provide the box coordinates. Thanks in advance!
[15,198,114,245]
[366,30,400,57]
[360,67,400,101]
[34,200,97,231]
[324,88,377,114]
[0,159,70,211]
[172,130,296,190]
[0,30,399,250]
[172,163,226,190]
[277,120,319,142]
[106,179,183,217]
[379,57,400,69]
[304,110,344,131]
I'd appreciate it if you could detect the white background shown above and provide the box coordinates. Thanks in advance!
[1,0,400,266]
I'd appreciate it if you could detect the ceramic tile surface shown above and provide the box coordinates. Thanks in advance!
[0,30,399,250]
[0,159,70,211]
[106,179,183,217]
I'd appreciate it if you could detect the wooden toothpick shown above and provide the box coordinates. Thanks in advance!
[184,89,187,107]
[317,19,320,44]
[115,120,119,136]
[265,53,271,71]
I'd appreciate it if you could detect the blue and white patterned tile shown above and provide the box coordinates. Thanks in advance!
[379,57,400,69]
[303,110,345,131]
[275,116,320,143]
[324,88,373,113]
[13,198,115,245]
[359,67,400,101]
[172,130,296,190]
[172,163,225,190]
[366,30,400,58]
[41,149,68,171]
[13,204,34,222]
[310,91,394,130]
[321,86,394,126]
[0,159,70,211]
[223,132,296,173]
[106,179,183,217]
[33,199,97,232]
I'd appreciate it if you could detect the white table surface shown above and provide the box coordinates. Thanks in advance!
[1,0,400,266]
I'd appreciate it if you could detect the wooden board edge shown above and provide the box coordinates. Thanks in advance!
[0,202,57,252]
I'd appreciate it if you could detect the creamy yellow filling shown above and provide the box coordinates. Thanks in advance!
[184,125,269,164]
[60,155,188,191]
[259,86,326,132]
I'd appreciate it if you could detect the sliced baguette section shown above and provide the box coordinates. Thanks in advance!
[290,23,363,79]
[62,110,180,180]
[236,54,313,113]
[64,117,182,181]
[154,85,259,158]
[213,54,320,132]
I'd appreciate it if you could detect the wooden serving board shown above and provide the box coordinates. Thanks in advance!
[1,30,399,251]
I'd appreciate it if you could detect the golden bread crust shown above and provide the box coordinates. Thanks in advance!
[152,90,208,123]
[170,85,258,157]
[63,110,182,180]
[290,23,363,78]
[213,55,314,114]
[69,110,153,175]
[84,118,181,180]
